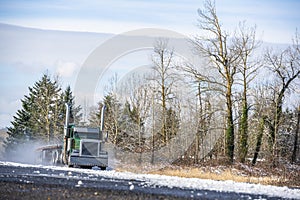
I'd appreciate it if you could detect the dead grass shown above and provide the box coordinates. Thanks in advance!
[149,167,284,186]
[116,163,300,188]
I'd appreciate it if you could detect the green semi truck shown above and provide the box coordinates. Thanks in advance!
[36,104,108,170]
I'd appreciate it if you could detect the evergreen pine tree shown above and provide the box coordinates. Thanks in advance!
[4,109,31,154]
[89,102,104,127]
[165,108,179,141]
[27,74,61,142]
[61,85,82,125]
[5,74,81,155]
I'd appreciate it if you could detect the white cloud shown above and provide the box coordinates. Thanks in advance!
[55,60,78,78]
[0,24,111,127]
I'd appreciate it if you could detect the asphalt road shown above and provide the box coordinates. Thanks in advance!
[0,163,287,200]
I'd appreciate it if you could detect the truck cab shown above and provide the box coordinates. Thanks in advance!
[65,126,108,169]
[35,104,108,169]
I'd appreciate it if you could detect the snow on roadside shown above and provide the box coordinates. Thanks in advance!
[1,161,299,199]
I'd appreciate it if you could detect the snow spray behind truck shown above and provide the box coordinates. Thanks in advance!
[36,104,108,170]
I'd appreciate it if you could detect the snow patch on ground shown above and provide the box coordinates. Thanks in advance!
[1,161,299,199]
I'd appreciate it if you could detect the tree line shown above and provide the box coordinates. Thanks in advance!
[5,0,299,166]
[89,0,299,166]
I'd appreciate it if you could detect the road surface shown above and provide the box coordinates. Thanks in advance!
[0,161,298,199]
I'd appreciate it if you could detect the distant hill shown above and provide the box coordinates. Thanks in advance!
[0,23,113,128]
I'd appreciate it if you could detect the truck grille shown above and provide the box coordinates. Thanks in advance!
[81,141,99,156]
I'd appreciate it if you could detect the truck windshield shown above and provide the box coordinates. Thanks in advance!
[74,132,99,140]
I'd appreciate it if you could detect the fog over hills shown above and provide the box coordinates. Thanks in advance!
[0,23,293,128]
[0,23,113,128]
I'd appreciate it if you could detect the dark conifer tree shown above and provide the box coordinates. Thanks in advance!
[5,74,81,155]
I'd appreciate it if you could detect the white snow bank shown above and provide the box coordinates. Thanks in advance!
[1,161,299,199]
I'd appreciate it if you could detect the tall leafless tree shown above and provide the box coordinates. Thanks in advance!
[189,0,245,163]
[234,22,261,163]
[151,38,177,144]
[264,31,300,160]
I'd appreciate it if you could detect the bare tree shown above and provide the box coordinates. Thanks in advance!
[251,84,273,165]
[151,38,177,144]
[291,105,300,164]
[127,75,152,154]
[264,31,300,160]
[190,0,243,163]
[234,22,261,163]
[102,74,122,145]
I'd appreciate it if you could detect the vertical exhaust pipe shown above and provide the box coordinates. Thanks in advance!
[63,103,70,164]
[100,104,106,132]
[64,103,70,136]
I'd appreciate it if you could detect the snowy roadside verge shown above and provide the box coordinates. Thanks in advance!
[1,161,299,199]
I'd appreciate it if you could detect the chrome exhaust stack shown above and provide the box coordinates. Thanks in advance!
[63,103,70,164]
[64,103,70,137]
[100,104,106,132]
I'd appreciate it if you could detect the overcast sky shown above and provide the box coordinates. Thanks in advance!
[0,0,299,128]
[1,0,299,42]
